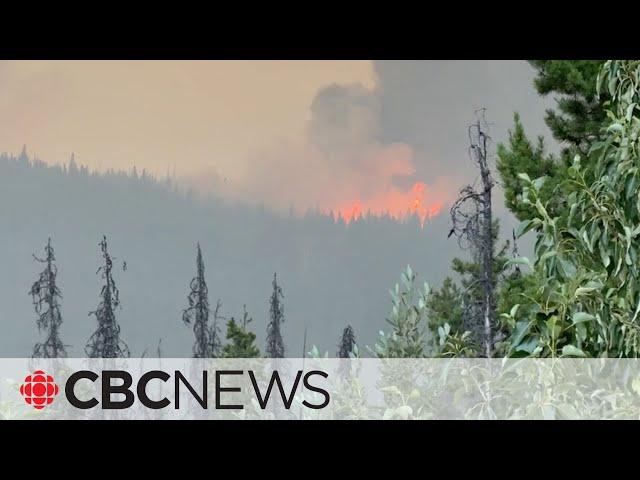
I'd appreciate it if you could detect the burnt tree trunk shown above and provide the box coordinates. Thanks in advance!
[477,124,494,358]
[450,112,495,358]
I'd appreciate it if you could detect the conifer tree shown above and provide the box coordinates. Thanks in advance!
[530,60,607,154]
[182,243,218,358]
[337,325,357,358]
[222,306,260,358]
[426,277,463,334]
[85,235,129,358]
[497,60,608,222]
[265,273,285,358]
[30,238,66,358]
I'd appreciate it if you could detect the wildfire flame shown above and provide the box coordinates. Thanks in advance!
[328,181,444,226]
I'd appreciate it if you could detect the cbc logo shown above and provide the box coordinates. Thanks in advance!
[19,370,60,410]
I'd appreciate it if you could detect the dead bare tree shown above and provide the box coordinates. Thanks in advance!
[449,111,495,358]
[183,243,219,357]
[30,237,67,358]
[85,235,130,358]
[210,299,224,357]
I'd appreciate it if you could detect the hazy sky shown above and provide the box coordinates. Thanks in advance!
[0,61,374,172]
[0,60,555,219]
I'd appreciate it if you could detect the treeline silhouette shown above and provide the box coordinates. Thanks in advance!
[1,148,457,357]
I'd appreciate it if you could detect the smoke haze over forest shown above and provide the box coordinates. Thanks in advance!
[0,60,558,356]
[0,151,458,356]
[0,61,555,218]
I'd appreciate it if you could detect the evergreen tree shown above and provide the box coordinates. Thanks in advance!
[337,325,357,358]
[68,153,79,175]
[222,306,260,358]
[497,60,608,223]
[531,60,607,154]
[29,238,66,358]
[497,115,558,221]
[182,243,218,358]
[427,277,463,334]
[265,273,285,358]
[85,235,129,358]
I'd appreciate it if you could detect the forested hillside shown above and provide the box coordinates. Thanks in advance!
[0,149,455,356]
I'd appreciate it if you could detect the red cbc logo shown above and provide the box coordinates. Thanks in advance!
[19,370,60,410]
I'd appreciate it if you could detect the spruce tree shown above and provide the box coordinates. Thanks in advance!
[530,60,607,154]
[337,325,357,358]
[30,237,66,358]
[265,273,285,358]
[182,243,218,358]
[497,60,608,222]
[85,235,129,358]
[426,277,463,335]
[222,306,260,358]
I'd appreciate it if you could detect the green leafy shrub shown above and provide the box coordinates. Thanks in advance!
[505,61,640,358]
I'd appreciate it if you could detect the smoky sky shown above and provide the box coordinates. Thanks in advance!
[223,60,556,227]
[0,60,557,225]
[373,60,555,179]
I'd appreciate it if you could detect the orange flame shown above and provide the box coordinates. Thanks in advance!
[329,181,444,226]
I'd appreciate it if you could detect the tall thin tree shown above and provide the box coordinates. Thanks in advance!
[210,299,224,357]
[183,243,219,357]
[30,237,66,358]
[85,235,129,358]
[265,273,285,358]
[450,111,495,357]
[337,325,357,358]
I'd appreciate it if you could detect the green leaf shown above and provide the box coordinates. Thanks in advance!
[532,176,547,190]
[515,219,533,237]
[558,257,577,278]
[508,257,533,270]
[575,286,598,297]
[626,103,637,122]
[571,311,595,324]
[517,172,531,183]
[516,338,538,354]
[599,241,611,268]
[561,345,586,358]
[540,250,557,262]
[510,321,531,348]
[608,123,624,133]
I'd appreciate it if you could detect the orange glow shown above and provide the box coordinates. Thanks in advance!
[329,181,444,226]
